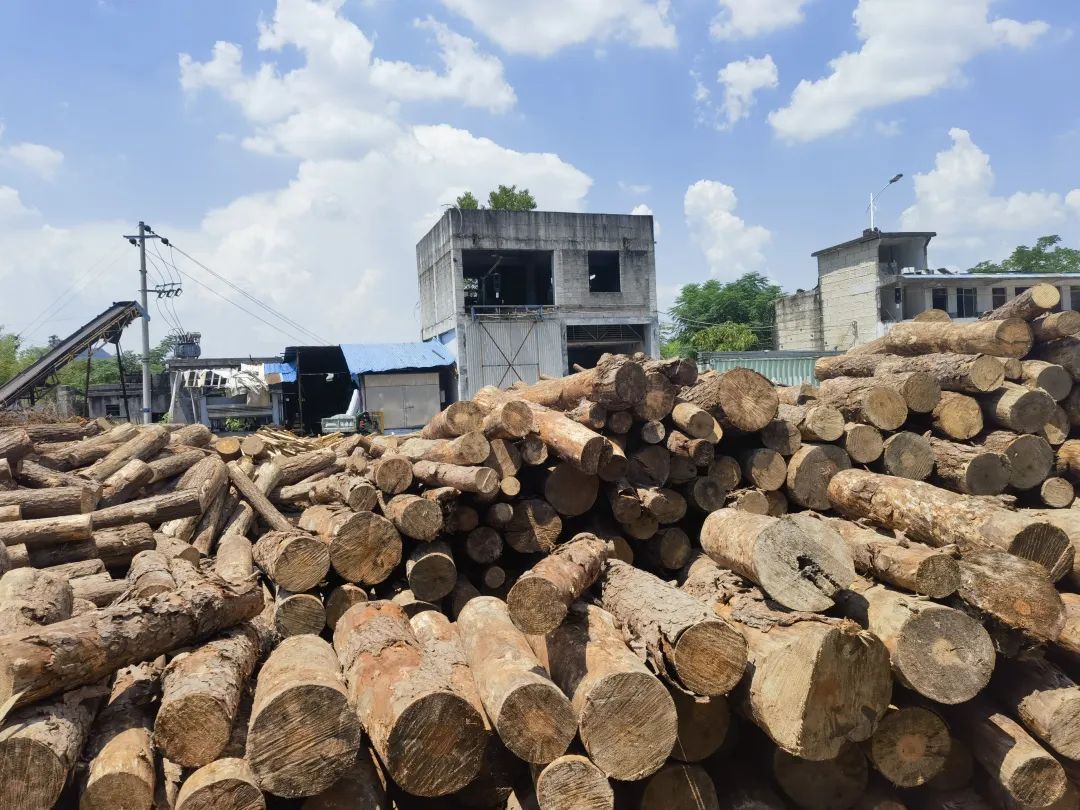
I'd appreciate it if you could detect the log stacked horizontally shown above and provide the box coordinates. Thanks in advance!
[2,325,1080,808]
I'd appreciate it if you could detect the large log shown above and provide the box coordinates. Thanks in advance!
[786,444,848,510]
[634,370,676,422]
[298,504,401,585]
[542,461,599,517]
[504,498,562,554]
[421,400,483,438]
[480,399,534,439]
[272,587,324,637]
[842,422,884,464]
[334,600,487,794]
[507,532,607,634]
[0,485,99,518]
[126,549,177,599]
[931,392,984,440]
[928,437,1011,496]
[413,459,498,495]
[531,602,678,780]
[669,687,729,763]
[679,367,779,432]
[826,470,1073,581]
[989,655,1080,761]
[252,529,330,592]
[981,283,1060,321]
[174,758,263,810]
[595,559,746,696]
[865,704,950,788]
[90,489,202,529]
[1032,336,1080,381]
[0,512,93,548]
[456,596,576,764]
[0,574,264,706]
[817,377,908,430]
[680,554,892,760]
[1022,360,1073,401]
[817,353,1005,394]
[0,427,34,463]
[69,573,126,608]
[671,401,720,439]
[8,522,155,570]
[0,567,73,633]
[875,371,941,413]
[274,448,337,486]
[701,509,855,611]
[84,424,170,481]
[979,431,1054,491]
[247,634,362,798]
[980,382,1056,434]
[957,550,1065,644]
[778,402,845,442]
[1032,309,1080,342]
[514,354,647,410]
[382,493,443,540]
[528,754,613,810]
[862,318,1033,359]
[227,462,293,532]
[214,532,254,585]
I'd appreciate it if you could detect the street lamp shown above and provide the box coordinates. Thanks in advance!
[868,173,904,230]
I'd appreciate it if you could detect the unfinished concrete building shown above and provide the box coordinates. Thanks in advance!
[416,209,659,400]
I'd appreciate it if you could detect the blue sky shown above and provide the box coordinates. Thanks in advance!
[0,0,1077,354]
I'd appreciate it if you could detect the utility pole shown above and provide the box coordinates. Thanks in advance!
[137,221,151,424]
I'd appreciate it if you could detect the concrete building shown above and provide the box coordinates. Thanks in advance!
[775,228,1080,351]
[416,209,659,399]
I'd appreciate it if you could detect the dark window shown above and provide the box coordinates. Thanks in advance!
[587,251,621,293]
[462,249,554,308]
[1015,286,1029,298]
[893,287,902,304]
[1071,287,1080,312]
[992,287,1007,309]
[105,403,121,418]
[956,288,977,318]
[932,288,947,311]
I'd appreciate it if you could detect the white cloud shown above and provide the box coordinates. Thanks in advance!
[901,128,1080,259]
[630,203,659,237]
[619,181,651,195]
[0,126,64,180]
[716,55,778,129]
[0,186,32,219]
[711,0,809,40]
[768,0,1049,142]
[874,119,902,137]
[437,0,676,57]
[684,180,770,278]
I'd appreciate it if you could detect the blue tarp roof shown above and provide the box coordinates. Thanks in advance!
[339,342,455,376]
[263,361,297,383]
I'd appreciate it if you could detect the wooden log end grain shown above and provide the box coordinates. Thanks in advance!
[252,530,330,593]
[507,533,607,635]
[867,706,951,788]
[843,423,885,465]
[327,510,403,587]
[1040,476,1075,508]
[714,367,780,433]
[932,392,983,441]
[274,589,326,638]
[878,432,935,481]
[175,758,264,810]
[325,584,368,631]
[534,755,614,810]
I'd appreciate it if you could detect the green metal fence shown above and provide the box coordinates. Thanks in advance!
[697,350,841,387]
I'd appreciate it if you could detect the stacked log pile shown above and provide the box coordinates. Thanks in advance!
[1,306,1080,808]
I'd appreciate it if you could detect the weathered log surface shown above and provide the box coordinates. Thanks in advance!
[507,532,607,634]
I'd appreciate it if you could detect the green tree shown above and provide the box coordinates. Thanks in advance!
[0,331,175,389]
[969,235,1080,274]
[455,190,480,210]
[662,272,782,357]
[487,184,536,211]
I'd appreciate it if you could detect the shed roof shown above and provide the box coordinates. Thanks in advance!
[339,342,455,376]
[812,229,936,258]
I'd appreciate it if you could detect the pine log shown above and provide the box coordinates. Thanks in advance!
[85,425,170,481]
[932,392,984,440]
[945,699,1067,809]
[565,398,607,430]
[1001,355,1024,380]
[669,687,729,763]
[382,493,443,541]
[505,498,562,554]
[0,512,93,548]
[69,573,126,607]
[515,355,647,410]
[773,745,869,810]
[155,531,201,564]
[817,377,908,431]
[643,355,698,387]
[272,587,324,637]
[252,529,330,592]
[928,437,1010,495]
[595,559,746,696]
[957,550,1065,643]
[190,486,228,555]
[213,436,242,461]
[740,448,787,491]
[0,485,99,518]
[1021,360,1072,402]
[274,448,337,486]
[682,475,727,512]
[818,353,1006,394]
[639,762,718,810]
[1038,476,1075,508]
[605,479,642,523]
[214,533,254,585]
[421,400,483,439]
[126,549,177,599]
[1041,405,1070,446]
[1032,310,1080,342]
[679,367,779,432]
[628,444,670,487]
[507,532,608,634]
[24,422,101,442]
[146,448,205,483]
[681,554,892,761]
[638,487,687,524]
[334,600,487,794]
[480,399,534,439]
[246,634,362,798]
[869,318,1033,359]
[981,283,1061,321]
[709,454,742,489]
[640,419,667,444]
[91,489,202,529]
[786,445,840,511]
[483,437,522,478]
[876,371,941,413]
[865,705,950,788]
[779,402,845,443]
[838,423,882,464]
[1058,592,1080,661]
[977,431,1053,491]
[531,602,678,780]
[543,462,600,517]
[519,433,548,465]
[44,558,105,578]
[99,458,154,508]
[826,470,1074,580]
[990,656,1080,760]
[634,370,676,422]
[301,748,388,810]
[668,429,716,466]
[174,758,263,810]
[406,539,456,601]
[837,577,994,704]
[702,505,857,611]
[80,660,161,810]
[9,522,154,571]
[0,575,263,706]
[299,505,402,585]
[637,526,692,571]
[226,462,293,532]
[0,427,34,463]
[1057,439,1080,483]
[671,401,720,440]
[0,685,102,810]
[365,454,413,494]
[981,381,1057,435]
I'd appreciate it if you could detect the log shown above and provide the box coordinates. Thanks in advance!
[400,433,493,467]
[456,596,576,764]
[421,400,483,438]
[80,661,161,810]
[957,550,1065,643]
[928,437,1010,495]
[190,485,228,555]
[252,529,330,592]
[702,507,857,611]
[126,549,177,599]
[298,505,402,585]
[0,485,99,518]
[1038,476,1075,508]
[519,433,548,465]
[773,745,869,810]
[818,353,1006,393]
[247,634,362,798]
[837,577,994,704]
[989,656,1080,760]
[1031,338,1080,382]
[406,539,456,601]
[0,512,93,548]
[668,429,715,466]
[605,479,642,523]
[24,422,101,442]
[644,355,698,387]
[945,699,1067,809]
[9,522,155,570]
[480,399,534,439]
[0,575,264,706]
[566,398,606,430]
[680,554,892,761]
[669,687,729,763]
[100,458,154,507]
[44,558,105,578]
[981,283,1060,320]
[532,754,613,810]
[1059,591,1080,660]
[639,762,718,810]
[174,758,263,810]
[637,526,692,571]
[482,437,521,479]
[146,449,204,483]
[628,444,670,487]
[311,473,378,511]
[301,748,387,810]
[272,587,324,637]
[870,318,1033,359]
[237,433,265,458]
[531,603,678,780]
[842,423,884,464]
[633,370,675,422]
[227,462,293,532]
[505,498,562,554]
[90,489,202,529]
[69,572,127,607]
[779,402,845,443]
[640,419,667,444]
[932,392,984,440]
[1022,360,1073,401]
[671,401,719,440]
[382,493,443,541]
[334,600,487,794]
[595,559,746,696]
[85,425,170,481]
[0,685,102,810]
[507,532,608,634]
[365,454,413,495]
[679,368,779,432]
[981,382,1056,434]
[605,408,634,434]
[1041,405,1070,446]
[709,454,742,489]
[817,377,908,431]
[275,448,337,486]
[875,371,941,414]
[638,487,687,524]
[980,431,1054,490]
[18,458,107,489]
[682,476,727,512]
[926,737,974,792]
[519,354,647,410]
[827,470,1073,581]
[214,532,254,585]
[542,462,599,517]
[213,436,241,461]
[740,448,787,491]
[727,487,768,515]
[155,532,201,564]
[865,705,950,788]
[0,567,73,633]
[1032,310,1080,342]
[0,427,33,463]
[324,584,368,631]
[811,514,960,598]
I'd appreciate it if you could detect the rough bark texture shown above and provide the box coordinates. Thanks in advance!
[817,377,908,431]
[818,353,1005,394]
[875,371,941,413]
[595,559,746,696]
[334,600,488,793]
[1032,310,1080,342]
[84,425,170,481]
[0,485,99,518]
[7,522,154,570]
[298,505,402,586]
[506,532,608,634]
[928,437,1011,496]
[932,392,984,440]
[869,318,1033,359]
[0,567,73,633]
[679,368,779,432]
[421,400,484,439]
[126,549,178,599]
[214,533,254,585]
[413,459,498,495]
[512,354,646,410]
[227,462,293,533]
[990,655,1080,761]
[382,493,443,541]
[957,550,1065,644]
[981,283,1060,321]
[1021,360,1073,401]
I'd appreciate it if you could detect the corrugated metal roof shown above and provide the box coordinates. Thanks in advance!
[698,350,841,387]
[339,342,455,376]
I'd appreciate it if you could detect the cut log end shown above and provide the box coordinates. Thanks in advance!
[894,606,995,705]
[386,692,488,797]
[913,554,963,600]
[497,681,577,765]
[672,618,747,697]
[506,577,568,636]
[868,707,951,788]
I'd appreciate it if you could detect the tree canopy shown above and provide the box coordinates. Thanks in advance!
[969,235,1080,274]
[661,272,783,357]
[454,185,537,212]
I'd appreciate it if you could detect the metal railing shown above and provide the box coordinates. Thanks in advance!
[469,305,557,321]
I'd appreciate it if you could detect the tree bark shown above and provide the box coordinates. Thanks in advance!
[827,469,1074,581]
[146,448,204,484]
[0,566,73,633]
[1022,360,1072,401]
[227,462,293,532]
[0,427,33,464]
[8,522,155,570]
[0,512,93,548]
[679,368,778,432]
[595,559,747,696]
[273,448,337,486]
[126,549,177,599]
[1031,336,1080,381]
[85,425,170,481]
[480,399,534,439]
[100,458,154,507]
[421,400,483,438]
[817,377,908,430]
[91,490,202,529]
[214,533,254,585]
[517,354,647,410]
[0,575,263,706]
[455,595,576,764]
[957,550,1065,644]
[981,283,1060,321]
[667,429,715,466]
[382,493,443,540]
[869,318,1034,359]
[979,431,1054,490]
[932,392,984,440]
[70,572,126,608]
[299,504,401,585]
[928,437,1011,495]
[989,655,1080,761]
[980,382,1057,434]
[333,600,487,794]
[817,352,1004,392]
[786,444,849,511]
[0,485,99,518]
[875,371,941,413]
[1032,310,1080,342]
[247,634,362,798]
[864,704,950,788]
[506,532,607,634]
[252,529,330,592]
[505,498,562,554]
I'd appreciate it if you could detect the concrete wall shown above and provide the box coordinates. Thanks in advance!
[774,289,822,350]
[818,240,884,350]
